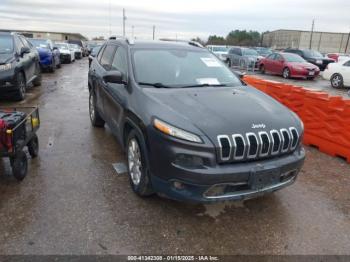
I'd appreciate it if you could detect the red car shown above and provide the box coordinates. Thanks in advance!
[259,52,320,79]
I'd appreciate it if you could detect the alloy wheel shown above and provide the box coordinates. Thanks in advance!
[89,93,95,121]
[128,138,142,186]
[331,75,342,88]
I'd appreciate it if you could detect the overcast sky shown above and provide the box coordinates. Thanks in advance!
[1,0,349,40]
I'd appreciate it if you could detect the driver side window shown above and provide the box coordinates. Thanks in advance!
[111,47,128,80]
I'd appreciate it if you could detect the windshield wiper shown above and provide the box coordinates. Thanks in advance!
[137,82,172,88]
[180,83,228,88]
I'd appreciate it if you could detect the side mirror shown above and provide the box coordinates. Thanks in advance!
[53,46,58,50]
[20,46,30,56]
[103,70,124,84]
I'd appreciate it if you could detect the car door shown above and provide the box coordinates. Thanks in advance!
[92,44,116,119]
[234,48,242,65]
[15,36,34,81]
[102,46,129,137]
[341,60,350,85]
[264,54,275,72]
[273,54,284,74]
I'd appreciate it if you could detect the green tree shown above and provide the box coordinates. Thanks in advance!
[226,30,261,46]
[207,35,226,45]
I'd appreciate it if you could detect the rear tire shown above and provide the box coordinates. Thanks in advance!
[11,151,28,181]
[260,64,265,74]
[14,72,26,101]
[49,59,55,73]
[282,68,290,79]
[126,130,154,197]
[28,134,39,158]
[330,74,344,88]
[33,64,42,86]
[89,91,105,127]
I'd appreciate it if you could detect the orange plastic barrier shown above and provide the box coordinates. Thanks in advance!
[243,75,350,163]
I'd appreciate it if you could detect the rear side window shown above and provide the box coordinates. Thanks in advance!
[267,53,275,60]
[100,45,117,70]
[97,45,105,62]
[343,61,350,67]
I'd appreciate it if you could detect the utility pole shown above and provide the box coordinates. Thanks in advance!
[309,19,315,49]
[153,25,155,40]
[123,8,127,37]
[108,0,111,36]
[345,30,350,53]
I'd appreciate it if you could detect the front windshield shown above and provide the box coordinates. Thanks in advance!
[257,48,272,55]
[243,49,258,56]
[0,35,14,53]
[304,49,323,58]
[283,53,306,62]
[28,39,49,49]
[55,43,68,50]
[212,46,228,52]
[132,48,241,87]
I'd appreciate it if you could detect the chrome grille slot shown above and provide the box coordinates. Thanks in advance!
[232,134,245,160]
[259,131,270,156]
[246,133,258,159]
[280,129,291,152]
[217,135,231,161]
[289,127,299,150]
[270,130,281,155]
[217,127,299,162]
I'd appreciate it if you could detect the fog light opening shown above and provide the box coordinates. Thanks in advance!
[173,181,186,190]
[280,169,297,182]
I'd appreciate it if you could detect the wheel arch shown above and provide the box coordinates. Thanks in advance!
[122,110,148,151]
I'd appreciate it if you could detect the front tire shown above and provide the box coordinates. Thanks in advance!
[11,151,28,181]
[126,130,154,197]
[89,91,105,127]
[331,74,344,88]
[14,72,26,101]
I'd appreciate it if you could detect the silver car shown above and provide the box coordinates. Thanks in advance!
[227,47,262,69]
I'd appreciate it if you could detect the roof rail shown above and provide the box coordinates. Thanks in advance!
[109,36,134,45]
[159,39,203,48]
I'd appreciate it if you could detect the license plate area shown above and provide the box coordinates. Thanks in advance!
[250,168,280,191]
[309,71,315,76]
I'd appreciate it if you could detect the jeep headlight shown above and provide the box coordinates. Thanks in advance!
[0,63,12,71]
[154,119,202,143]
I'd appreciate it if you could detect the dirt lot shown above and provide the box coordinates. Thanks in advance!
[0,58,349,255]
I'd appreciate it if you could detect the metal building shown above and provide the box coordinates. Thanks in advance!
[0,29,87,41]
[262,29,350,53]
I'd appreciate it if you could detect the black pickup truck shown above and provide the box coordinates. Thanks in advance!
[88,38,305,203]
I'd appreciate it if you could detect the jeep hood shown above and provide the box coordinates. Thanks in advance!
[144,86,300,141]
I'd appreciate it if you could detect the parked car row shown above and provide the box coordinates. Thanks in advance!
[0,31,83,101]
[207,44,349,88]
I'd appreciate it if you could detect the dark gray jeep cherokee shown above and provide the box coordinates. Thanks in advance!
[88,38,305,203]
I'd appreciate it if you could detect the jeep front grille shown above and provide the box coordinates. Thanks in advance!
[217,127,299,162]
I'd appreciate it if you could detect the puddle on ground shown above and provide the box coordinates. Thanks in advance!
[198,201,246,219]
